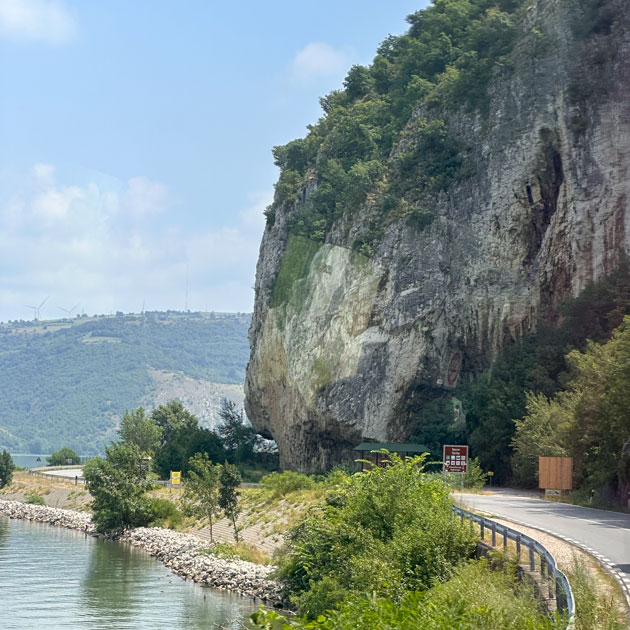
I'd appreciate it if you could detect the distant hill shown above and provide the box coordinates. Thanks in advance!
[0,311,250,454]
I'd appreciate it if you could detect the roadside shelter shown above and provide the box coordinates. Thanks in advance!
[353,442,429,470]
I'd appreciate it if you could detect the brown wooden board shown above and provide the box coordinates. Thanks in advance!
[539,457,573,490]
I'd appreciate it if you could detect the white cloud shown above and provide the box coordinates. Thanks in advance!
[120,176,169,219]
[291,42,351,84]
[0,0,76,44]
[0,165,268,321]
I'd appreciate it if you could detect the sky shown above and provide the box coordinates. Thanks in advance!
[0,0,429,322]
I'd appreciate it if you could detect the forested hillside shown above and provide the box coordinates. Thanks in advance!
[0,312,249,454]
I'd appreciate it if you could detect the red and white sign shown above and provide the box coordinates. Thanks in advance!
[443,445,468,473]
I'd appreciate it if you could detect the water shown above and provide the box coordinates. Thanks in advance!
[9,454,92,469]
[10,454,51,469]
[0,516,258,629]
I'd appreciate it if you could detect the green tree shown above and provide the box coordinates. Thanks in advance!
[276,453,477,618]
[216,399,256,462]
[0,450,15,489]
[151,400,198,445]
[514,315,630,499]
[118,407,162,456]
[219,462,242,541]
[511,392,570,486]
[181,453,221,542]
[151,400,226,479]
[83,443,153,533]
[47,446,81,466]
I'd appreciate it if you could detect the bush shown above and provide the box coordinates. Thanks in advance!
[25,491,45,505]
[437,457,488,490]
[252,559,559,629]
[0,450,15,489]
[83,443,154,533]
[261,471,315,497]
[204,541,272,565]
[275,453,478,618]
[147,497,183,529]
[47,447,81,466]
[566,557,626,630]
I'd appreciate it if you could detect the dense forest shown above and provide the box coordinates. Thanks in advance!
[410,260,630,501]
[0,312,250,455]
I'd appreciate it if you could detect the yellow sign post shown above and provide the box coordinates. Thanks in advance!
[170,471,181,487]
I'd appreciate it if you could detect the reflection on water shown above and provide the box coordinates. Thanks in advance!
[0,516,7,551]
[0,516,257,629]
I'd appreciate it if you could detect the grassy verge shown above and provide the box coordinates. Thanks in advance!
[200,541,273,565]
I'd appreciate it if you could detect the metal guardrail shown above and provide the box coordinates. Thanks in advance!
[29,468,86,484]
[453,505,575,629]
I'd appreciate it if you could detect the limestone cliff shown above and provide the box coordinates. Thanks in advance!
[246,0,630,471]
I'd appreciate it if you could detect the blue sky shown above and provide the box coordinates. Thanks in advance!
[0,0,428,321]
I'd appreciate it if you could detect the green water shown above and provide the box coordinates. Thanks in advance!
[0,516,258,629]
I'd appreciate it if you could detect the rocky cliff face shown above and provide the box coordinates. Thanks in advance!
[246,0,630,471]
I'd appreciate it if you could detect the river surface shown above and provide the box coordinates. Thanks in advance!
[0,515,258,629]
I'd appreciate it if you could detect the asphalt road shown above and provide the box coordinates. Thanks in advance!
[457,490,630,582]
[41,467,84,479]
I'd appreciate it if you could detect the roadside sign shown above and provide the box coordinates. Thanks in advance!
[443,445,468,473]
[170,471,181,486]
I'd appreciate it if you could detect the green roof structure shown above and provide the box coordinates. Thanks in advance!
[353,442,429,453]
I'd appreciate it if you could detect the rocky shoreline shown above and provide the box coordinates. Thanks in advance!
[0,499,284,605]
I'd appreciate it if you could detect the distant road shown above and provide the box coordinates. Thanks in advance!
[457,489,630,587]
[37,468,84,480]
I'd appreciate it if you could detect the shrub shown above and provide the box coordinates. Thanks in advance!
[25,491,45,505]
[147,497,183,529]
[47,447,81,466]
[203,541,272,565]
[252,559,559,629]
[566,557,626,630]
[0,450,15,489]
[275,453,478,618]
[260,471,315,497]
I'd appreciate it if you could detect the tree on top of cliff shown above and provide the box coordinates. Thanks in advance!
[267,0,530,244]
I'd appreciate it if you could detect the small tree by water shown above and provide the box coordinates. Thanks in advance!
[0,450,15,488]
[219,462,242,541]
[83,443,154,533]
[182,453,222,542]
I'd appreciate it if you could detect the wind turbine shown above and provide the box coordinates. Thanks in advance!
[58,303,80,318]
[25,296,49,320]
[24,304,38,320]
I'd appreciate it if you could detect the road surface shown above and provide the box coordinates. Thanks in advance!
[457,489,630,585]
[39,468,84,479]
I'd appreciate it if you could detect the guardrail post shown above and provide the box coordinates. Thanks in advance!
[452,506,574,628]
[556,577,566,612]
